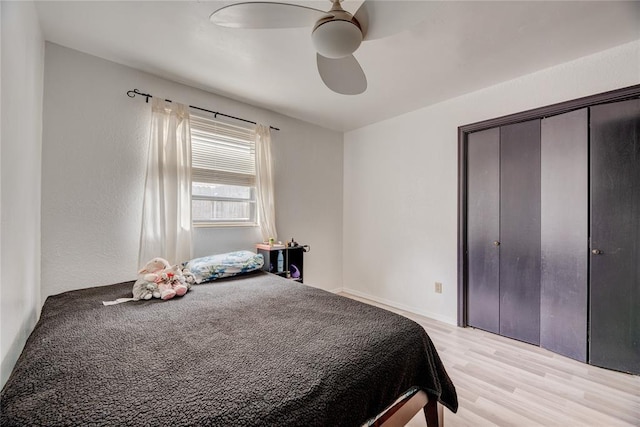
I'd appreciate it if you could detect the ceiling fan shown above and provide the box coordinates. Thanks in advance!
[210,0,429,95]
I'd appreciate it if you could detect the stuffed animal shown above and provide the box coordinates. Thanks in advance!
[182,268,196,287]
[137,258,195,300]
[133,257,171,300]
[167,264,191,296]
[156,264,187,300]
[104,258,192,306]
[132,278,160,301]
[139,257,175,300]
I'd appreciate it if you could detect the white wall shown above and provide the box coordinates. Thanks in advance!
[1,1,44,387]
[343,40,640,325]
[41,43,343,300]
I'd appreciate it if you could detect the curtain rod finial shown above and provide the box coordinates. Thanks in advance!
[127,88,152,103]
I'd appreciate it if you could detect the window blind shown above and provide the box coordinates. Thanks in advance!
[190,114,256,187]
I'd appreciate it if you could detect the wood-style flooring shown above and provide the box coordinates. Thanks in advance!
[341,293,640,427]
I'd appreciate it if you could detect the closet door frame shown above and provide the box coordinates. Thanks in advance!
[457,84,640,327]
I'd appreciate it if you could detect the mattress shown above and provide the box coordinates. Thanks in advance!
[1,271,457,426]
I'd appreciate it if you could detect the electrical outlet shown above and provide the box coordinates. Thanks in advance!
[435,282,443,294]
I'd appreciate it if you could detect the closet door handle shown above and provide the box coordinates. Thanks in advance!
[592,249,602,255]
[493,241,500,246]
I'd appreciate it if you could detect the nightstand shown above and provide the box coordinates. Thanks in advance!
[256,244,305,283]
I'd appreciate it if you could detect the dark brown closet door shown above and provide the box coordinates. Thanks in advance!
[499,120,541,345]
[467,128,500,334]
[540,109,588,362]
[590,98,640,375]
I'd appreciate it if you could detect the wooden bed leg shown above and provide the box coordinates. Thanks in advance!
[374,390,430,427]
[423,395,443,427]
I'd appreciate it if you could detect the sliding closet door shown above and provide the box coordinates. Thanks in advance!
[540,109,588,362]
[499,120,541,345]
[467,128,500,334]
[590,98,640,375]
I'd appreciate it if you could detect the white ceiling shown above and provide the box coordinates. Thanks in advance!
[35,1,640,131]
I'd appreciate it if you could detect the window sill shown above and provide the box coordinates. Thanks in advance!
[194,222,258,228]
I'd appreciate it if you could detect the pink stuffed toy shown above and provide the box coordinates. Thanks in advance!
[158,264,189,299]
[138,257,188,300]
[104,258,191,306]
[138,257,172,300]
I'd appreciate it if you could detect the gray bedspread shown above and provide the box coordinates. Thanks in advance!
[1,271,457,426]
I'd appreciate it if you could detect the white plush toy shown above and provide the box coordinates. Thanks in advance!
[132,279,161,301]
[157,263,188,300]
[137,257,194,301]
[103,257,192,306]
[132,257,169,300]
[181,268,196,287]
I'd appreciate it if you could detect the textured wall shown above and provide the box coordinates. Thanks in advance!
[343,40,640,325]
[1,1,44,387]
[41,43,343,300]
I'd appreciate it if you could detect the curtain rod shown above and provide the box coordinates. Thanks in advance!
[126,88,280,131]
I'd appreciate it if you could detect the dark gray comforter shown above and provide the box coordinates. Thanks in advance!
[1,271,457,426]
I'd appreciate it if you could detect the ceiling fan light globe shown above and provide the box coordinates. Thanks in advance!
[312,20,362,59]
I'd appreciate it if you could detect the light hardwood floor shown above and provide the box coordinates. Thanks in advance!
[341,293,640,427]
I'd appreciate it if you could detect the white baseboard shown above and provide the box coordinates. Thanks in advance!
[327,287,344,294]
[341,287,457,326]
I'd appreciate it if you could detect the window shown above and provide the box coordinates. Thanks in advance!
[190,114,256,226]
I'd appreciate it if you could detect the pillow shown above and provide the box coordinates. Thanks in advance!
[183,250,264,284]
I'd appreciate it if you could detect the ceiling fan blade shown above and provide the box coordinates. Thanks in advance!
[210,2,331,29]
[355,0,431,41]
[317,54,367,95]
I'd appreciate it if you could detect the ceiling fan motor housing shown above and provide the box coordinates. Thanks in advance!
[312,13,362,59]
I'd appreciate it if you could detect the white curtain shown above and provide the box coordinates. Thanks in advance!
[255,124,278,241]
[138,98,193,267]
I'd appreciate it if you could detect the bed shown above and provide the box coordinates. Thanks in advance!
[1,271,457,426]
